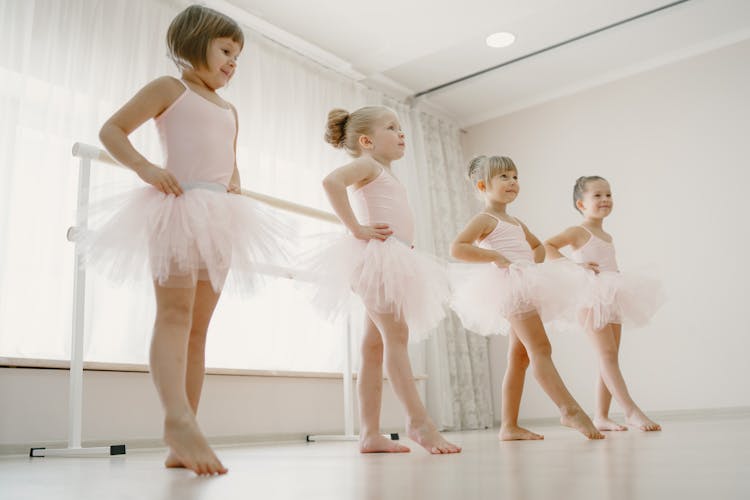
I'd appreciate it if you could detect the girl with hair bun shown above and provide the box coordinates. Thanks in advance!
[308,105,461,454]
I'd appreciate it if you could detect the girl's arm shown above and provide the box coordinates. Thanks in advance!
[322,159,392,241]
[544,227,599,272]
[518,220,545,263]
[450,215,511,267]
[228,104,241,194]
[543,227,580,260]
[99,76,184,196]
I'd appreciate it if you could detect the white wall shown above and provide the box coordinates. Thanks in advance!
[0,367,420,454]
[462,38,750,422]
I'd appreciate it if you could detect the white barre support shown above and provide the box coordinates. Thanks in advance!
[30,146,125,458]
[306,314,357,442]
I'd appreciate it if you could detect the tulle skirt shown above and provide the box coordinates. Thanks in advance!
[449,260,585,336]
[300,235,450,342]
[576,270,665,331]
[79,183,289,294]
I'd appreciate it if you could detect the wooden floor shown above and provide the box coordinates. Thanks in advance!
[2,411,749,500]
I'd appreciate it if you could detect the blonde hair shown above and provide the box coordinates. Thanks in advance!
[573,175,608,213]
[324,106,394,157]
[467,155,518,188]
[166,5,244,71]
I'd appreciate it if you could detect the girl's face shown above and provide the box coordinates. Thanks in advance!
[366,112,406,161]
[578,179,613,218]
[481,169,519,204]
[197,37,241,90]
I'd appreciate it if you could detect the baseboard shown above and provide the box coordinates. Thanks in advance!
[513,406,750,428]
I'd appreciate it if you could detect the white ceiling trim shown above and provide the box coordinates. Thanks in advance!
[362,73,415,100]
[204,0,462,125]
[204,0,365,80]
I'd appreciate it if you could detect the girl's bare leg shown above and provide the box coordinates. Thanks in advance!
[592,324,626,431]
[152,282,227,475]
[588,323,660,431]
[358,314,410,453]
[509,313,603,440]
[499,330,543,440]
[165,280,224,467]
[367,309,461,454]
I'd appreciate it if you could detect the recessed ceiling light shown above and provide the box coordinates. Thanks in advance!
[486,32,516,48]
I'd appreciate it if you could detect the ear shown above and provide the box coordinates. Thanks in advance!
[576,199,586,211]
[476,180,486,192]
[358,134,373,150]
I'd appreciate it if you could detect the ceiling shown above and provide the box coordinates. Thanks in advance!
[222,0,750,126]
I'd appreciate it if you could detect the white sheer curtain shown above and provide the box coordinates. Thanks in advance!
[410,113,494,430]
[0,0,493,427]
[0,0,364,371]
[0,0,178,361]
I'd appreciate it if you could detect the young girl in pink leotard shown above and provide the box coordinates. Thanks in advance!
[545,176,664,432]
[84,5,285,475]
[307,106,461,455]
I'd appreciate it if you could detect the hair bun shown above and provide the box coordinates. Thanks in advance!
[467,155,487,180]
[324,108,349,148]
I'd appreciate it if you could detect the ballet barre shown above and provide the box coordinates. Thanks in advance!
[66,142,341,224]
[30,142,393,459]
[30,143,125,458]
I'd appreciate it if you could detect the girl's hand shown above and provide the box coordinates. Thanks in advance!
[493,254,512,268]
[137,163,183,196]
[580,261,600,274]
[354,223,393,241]
[227,183,242,194]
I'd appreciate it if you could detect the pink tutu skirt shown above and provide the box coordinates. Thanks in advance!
[577,270,665,331]
[449,260,585,336]
[300,235,450,342]
[79,183,288,293]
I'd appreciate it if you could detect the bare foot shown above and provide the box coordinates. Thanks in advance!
[164,413,228,475]
[499,425,544,441]
[164,450,185,468]
[625,410,661,431]
[406,420,462,454]
[560,407,605,440]
[359,434,410,453]
[593,417,628,432]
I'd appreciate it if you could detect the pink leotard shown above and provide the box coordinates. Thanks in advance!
[570,226,619,272]
[155,79,236,187]
[351,168,415,245]
[477,213,533,263]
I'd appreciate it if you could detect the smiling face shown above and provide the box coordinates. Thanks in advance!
[482,169,520,204]
[166,5,244,88]
[576,179,613,219]
[196,37,241,89]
